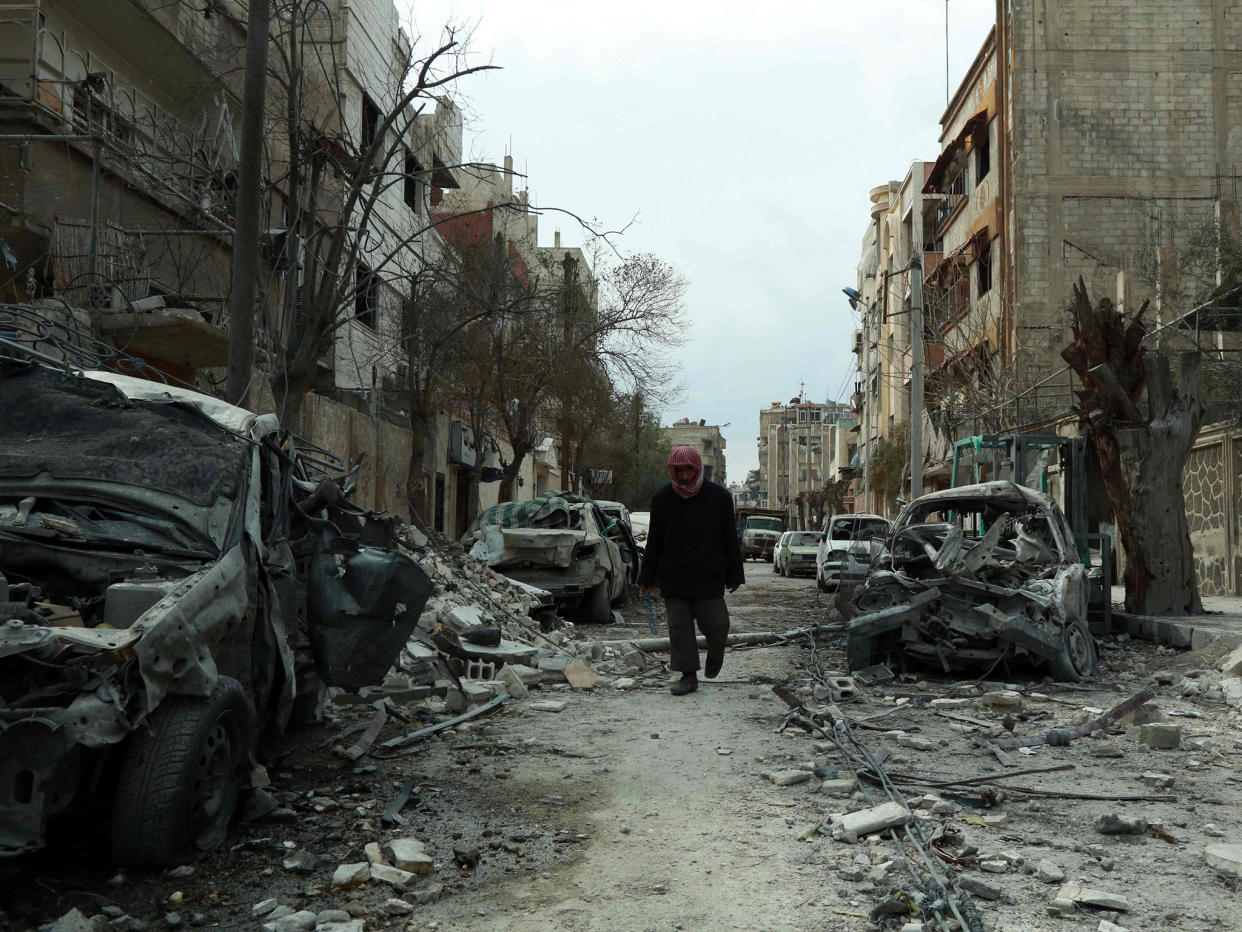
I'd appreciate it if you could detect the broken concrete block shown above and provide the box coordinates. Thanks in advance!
[440,605,485,633]
[384,838,435,876]
[369,863,417,891]
[1036,859,1065,883]
[528,699,567,713]
[979,859,1009,873]
[820,777,857,797]
[928,697,972,709]
[363,842,385,866]
[264,911,317,932]
[537,656,573,683]
[1140,772,1174,789]
[282,849,318,873]
[563,659,598,689]
[1119,703,1163,726]
[612,677,636,689]
[896,735,936,751]
[497,665,529,699]
[1056,882,1130,911]
[1095,813,1147,835]
[330,862,370,889]
[252,899,280,919]
[981,689,1023,711]
[412,882,444,905]
[382,898,414,916]
[959,875,1003,900]
[1217,645,1242,677]
[505,663,542,685]
[768,769,814,786]
[830,801,912,842]
[45,908,95,932]
[1097,921,1130,932]
[1138,723,1182,749]
[1204,842,1242,879]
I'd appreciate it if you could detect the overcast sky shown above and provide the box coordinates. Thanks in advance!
[404,0,998,480]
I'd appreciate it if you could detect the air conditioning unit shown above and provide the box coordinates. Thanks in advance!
[449,420,476,467]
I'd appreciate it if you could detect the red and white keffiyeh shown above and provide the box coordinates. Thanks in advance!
[667,445,704,498]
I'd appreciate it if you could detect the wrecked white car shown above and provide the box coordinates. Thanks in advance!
[465,493,638,624]
[0,360,430,866]
[845,481,1097,681]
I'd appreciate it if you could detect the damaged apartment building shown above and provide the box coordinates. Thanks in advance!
[850,1,1242,595]
[0,0,572,533]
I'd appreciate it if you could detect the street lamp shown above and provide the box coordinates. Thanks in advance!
[842,286,862,310]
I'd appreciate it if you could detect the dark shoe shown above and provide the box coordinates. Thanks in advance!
[704,653,724,679]
[670,674,698,696]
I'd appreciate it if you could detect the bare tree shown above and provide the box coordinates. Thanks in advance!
[1062,279,1204,615]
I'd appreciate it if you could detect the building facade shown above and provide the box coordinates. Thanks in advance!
[756,399,851,520]
[662,418,727,485]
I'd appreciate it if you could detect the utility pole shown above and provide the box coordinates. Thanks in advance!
[226,0,271,407]
[909,258,925,500]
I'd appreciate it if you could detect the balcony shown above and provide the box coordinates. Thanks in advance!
[934,194,967,234]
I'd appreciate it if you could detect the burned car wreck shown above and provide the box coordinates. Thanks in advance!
[845,481,1097,682]
[0,360,430,866]
[465,493,639,625]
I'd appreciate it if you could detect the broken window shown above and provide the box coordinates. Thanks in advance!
[977,243,993,297]
[975,132,991,184]
[361,93,380,151]
[809,409,821,423]
[355,263,378,328]
[403,151,423,214]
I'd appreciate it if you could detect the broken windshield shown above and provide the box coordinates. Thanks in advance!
[830,518,889,541]
[0,366,249,512]
[747,518,782,532]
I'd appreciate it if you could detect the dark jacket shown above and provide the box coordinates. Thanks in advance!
[637,481,745,599]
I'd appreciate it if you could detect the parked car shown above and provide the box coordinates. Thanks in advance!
[771,531,793,574]
[816,514,892,592]
[0,361,430,866]
[844,481,1097,681]
[736,507,786,561]
[465,493,637,623]
[777,531,823,578]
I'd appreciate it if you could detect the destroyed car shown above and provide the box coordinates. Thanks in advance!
[465,493,638,624]
[816,514,891,592]
[845,481,1097,681]
[0,361,430,866]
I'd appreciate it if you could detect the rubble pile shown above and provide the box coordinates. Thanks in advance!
[752,631,1242,931]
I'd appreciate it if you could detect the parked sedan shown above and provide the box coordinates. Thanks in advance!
[816,514,892,591]
[777,531,823,578]
[771,531,794,575]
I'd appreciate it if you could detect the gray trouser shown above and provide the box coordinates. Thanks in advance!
[664,596,731,673]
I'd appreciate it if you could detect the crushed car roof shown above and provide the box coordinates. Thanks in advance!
[897,480,1057,513]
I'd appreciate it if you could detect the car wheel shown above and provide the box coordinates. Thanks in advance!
[1047,618,1097,682]
[582,580,611,625]
[111,677,251,867]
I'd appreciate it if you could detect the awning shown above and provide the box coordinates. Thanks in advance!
[923,108,991,193]
[925,225,989,282]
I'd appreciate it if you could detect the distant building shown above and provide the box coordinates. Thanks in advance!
[661,418,726,484]
[756,398,852,518]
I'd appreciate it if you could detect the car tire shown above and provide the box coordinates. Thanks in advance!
[1047,618,1097,682]
[583,579,611,625]
[111,677,251,867]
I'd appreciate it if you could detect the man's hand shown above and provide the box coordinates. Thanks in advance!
[728,585,740,593]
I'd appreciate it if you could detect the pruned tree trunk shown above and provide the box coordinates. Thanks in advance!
[1062,279,1204,615]
[498,445,531,502]
[405,408,434,527]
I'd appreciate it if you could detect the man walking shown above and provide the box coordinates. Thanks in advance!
[638,445,745,695]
